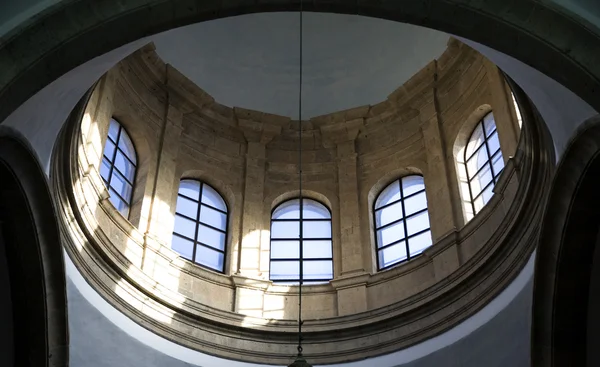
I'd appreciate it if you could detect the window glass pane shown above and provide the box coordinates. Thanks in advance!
[303,220,332,239]
[404,191,427,217]
[487,131,501,155]
[201,184,227,211]
[479,183,495,206]
[271,240,299,259]
[118,204,130,218]
[303,261,333,280]
[402,176,425,196]
[110,171,133,201]
[466,123,485,158]
[175,196,198,219]
[473,183,495,213]
[466,146,488,177]
[375,201,403,228]
[378,242,407,268]
[303,199,330,219]
[100,157,111,182]
[103,139,116,160]
[108,189,129,218]
[470,164,493,198]
[197,224,225,250]
[179,180,201,200]
[200,205,227,230]
[408,230,432,257]
[270,261,300,280]
[303,240,333,259]
[171,235,194,260]
[272,200,301,219]
[173,215,196,239]
[406,211,430,236]
[108,119,120,141]
[195,245,224,271]
[271,221,299,239]
[114,150,135,182]
[483,113,496,137]
[118,131,136,164]
[375,181,401,209]
[491,151,505,177]
[377,221,405,247]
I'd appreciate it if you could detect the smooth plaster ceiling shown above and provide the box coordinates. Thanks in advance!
[151,13,450,118]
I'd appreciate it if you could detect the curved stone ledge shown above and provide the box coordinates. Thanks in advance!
[51,48,554,364]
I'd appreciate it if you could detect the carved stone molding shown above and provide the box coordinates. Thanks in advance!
[51,69,554,364]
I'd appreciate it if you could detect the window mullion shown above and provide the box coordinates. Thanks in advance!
[107,124,122,189]
[465,121,480,215]
[299,196,304,284]
[465,139,486,163]
[398,179,410,261]
[193,183,203,264]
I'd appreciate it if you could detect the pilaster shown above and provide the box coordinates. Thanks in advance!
[321,118,366,276]
[483,59,520,158]
[236,113,283,277]
[420,112,460,240]
[141,104,183,277]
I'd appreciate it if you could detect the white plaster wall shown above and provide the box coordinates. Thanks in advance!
[152,13,449,118]
[67,250,535,367]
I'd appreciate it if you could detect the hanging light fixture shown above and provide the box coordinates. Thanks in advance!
[288,2,312,367]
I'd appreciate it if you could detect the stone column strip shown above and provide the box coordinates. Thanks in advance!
[235,109,285,278]
[321,118,366,276]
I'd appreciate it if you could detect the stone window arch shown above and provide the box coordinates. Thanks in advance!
[269,198,333,283]
[99,118,137,218]
[171,179,229,273]
[373,175,432,270]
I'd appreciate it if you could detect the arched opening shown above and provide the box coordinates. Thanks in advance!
[0,2,590,365]
[533,115,600,366]
[0,129,69,367]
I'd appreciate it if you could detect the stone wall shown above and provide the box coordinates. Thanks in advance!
[69,38,521,320]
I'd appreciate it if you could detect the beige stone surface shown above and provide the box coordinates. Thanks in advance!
[62,38,531,353]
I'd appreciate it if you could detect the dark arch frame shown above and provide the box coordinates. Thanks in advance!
[0,0,599,130]
[532,115,600,366]
[0,128,69,367]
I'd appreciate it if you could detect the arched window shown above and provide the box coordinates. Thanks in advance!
[464,112,504,215]
[171,179,228,273]
[374,175,432,270]
[100,118,137,218]
[270,198,333,283]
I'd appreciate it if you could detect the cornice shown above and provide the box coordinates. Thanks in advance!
[50,76,554,364]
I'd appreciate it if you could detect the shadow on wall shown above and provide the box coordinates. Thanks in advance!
[66,249,535,367]
[0,128,69,367]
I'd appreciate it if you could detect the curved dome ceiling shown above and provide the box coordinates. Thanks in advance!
[152,13,450,118]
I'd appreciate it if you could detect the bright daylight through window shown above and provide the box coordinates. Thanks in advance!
[374,175,432,270]
[270,198,333,283]
[464,112,504,215]
[171,180,228,272]
[100,118,137,218]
